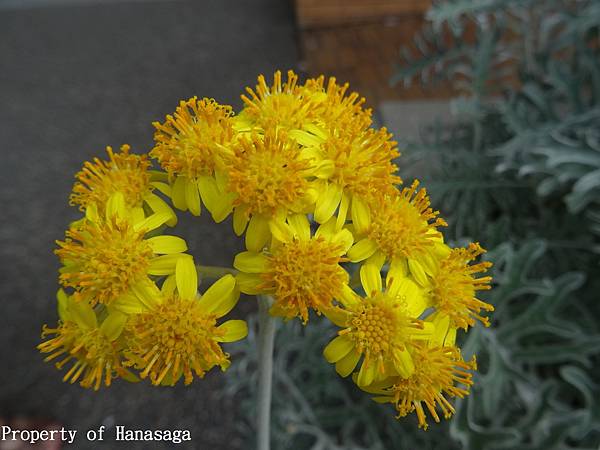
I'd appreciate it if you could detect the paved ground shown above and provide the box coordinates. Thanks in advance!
[0,1,296,448]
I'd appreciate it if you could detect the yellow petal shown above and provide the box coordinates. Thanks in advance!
[133,212,171,233]
[356,360,377,387]
[393,349,415,378]
[57,289,69,322]
[351,196,371,235]
[245,214,270,252]
[445,326,458,346]
[215,320,248,342]
[335,349,361,377]
[100,311,128,340]
[332,229,354,254]
[185,177,201,216]
[366,251,386,271]
[146,235,187,254]
[337,284,361,307]
[336,192,350,230]
[268,218,294,243]
[171,176,188,211]
[111,293,146,314]
[314,183,342,224]
[69,300,97,330]
[322,306,351,327]
[235,272,263,295]
[233,206,250,236]
[85,203,99,223]
[288,214,311,241]
[147,253,186,275]
[144,194,177,227]
[347,238,377,262]
[314,159,335,179]
[131,279,160,309]
[176,256,198,300]
[386,258,408,290]
[431,313,451,347]
[408,258,429,287]
[150,181,172,197]
[360,263,382,296]
[105,192,126,221]
[199,274,238,317]
[288,129,324,147]
[323,335,354,363]
[233,251,268,273]
[161,275,177,296]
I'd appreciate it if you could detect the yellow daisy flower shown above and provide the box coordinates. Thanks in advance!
[323,263,433,387]
[362,343,476,430]
[302,123,402,227]
[428,243,493,331]
[347,180,448,286]
[225,129,316,252]
[151,97,237,221]
[69,144,176,226]
[38,290,131,390]
[122,257,248,386]
[233,215,353,323]
[56,193,189,306]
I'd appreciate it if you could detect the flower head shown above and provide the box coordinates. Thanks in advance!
[364,344,476,430]
[430,243,493,330]
[347,180,447,285]
[151,97,235,179]
[123,258,247,385]
[56,193,188,306]
[323,263,433,386]
[70,144,152,211]
[234,215,353,323]
[38,290,129,390]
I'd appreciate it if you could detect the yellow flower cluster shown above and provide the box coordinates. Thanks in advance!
[40,70,493,430]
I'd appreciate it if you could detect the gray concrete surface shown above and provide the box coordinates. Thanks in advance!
[0,1,296,448]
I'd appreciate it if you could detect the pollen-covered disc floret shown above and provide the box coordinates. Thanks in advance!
[151,97,235,179]
[70,145,152,211]
[369,344,476,430]
[227,130,312,218]
[431,243,493,329]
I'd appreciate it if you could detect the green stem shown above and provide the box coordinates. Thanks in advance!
[195,265,238,279]
[256,295,276,450]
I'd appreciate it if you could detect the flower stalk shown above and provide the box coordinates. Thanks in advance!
[256,295,276,450]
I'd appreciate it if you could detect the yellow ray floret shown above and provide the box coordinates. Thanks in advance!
[234,215,353,323]
[430,243,493,330]
[38,290,130,390]
[363,344,476,430]
[123,258,247,385]
[56,193,189,306]
[323,263,433,386]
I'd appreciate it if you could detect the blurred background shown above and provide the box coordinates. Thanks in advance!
[1,0,599,449]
